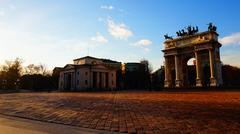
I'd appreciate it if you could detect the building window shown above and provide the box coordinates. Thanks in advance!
[85,80,88,85]
[85,72,88,75]
[77,72,79,75]
[112,73,113,77]
[112,81,114,85]
[77,80,79,85]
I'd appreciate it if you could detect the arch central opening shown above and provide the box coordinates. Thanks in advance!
[186,57,196,87]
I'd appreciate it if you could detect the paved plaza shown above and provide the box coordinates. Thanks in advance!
[0,115,110,134]
[0,91,239,134]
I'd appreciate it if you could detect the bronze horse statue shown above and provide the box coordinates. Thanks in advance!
[208,23,217,31]
[164,34,173,40]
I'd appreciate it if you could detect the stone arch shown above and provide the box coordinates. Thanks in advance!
[185,57,197,87]
[187,57,196,66]
[162,31,222,88]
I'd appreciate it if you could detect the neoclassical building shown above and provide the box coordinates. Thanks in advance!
[162,25,223,88]
[58,56,118,90]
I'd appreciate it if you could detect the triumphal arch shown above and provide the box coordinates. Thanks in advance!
[162,23,222,88]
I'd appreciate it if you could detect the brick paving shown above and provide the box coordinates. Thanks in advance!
[0,91,240,134]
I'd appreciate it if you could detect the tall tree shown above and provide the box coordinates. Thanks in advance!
[25,64,50,76]
[222,64,240,87]
[0,58,23,89]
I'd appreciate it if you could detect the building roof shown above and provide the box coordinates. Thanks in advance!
[63,64,92,68]
[53,67,63,70]
[125,62,142,65]
[73,56,99,61]
[101,58,121,64]
[53,67,63,72]
[73,56,121,64]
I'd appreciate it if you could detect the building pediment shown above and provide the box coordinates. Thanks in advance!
[63,64,75,70]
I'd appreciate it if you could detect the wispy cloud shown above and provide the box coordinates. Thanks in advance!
[219,32,240,45]
[144,48,150,52]
[91,32,108,44]
[100,5,114,10]
[133,39,152,46]
[100,5,128,15]
[107,18,133,40]
[131,39,152,53]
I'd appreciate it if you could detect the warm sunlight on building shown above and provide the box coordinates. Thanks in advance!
[57,56,120,91]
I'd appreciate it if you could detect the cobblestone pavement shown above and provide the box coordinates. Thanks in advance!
[0,91,240,134]
[0,114,112,134]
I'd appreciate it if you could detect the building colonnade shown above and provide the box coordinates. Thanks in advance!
[164,48,221,88]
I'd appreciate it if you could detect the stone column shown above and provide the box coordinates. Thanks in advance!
[105,72,109,88]
[195,51,202,87]
[63,73,66,89]
[96,72,99,88]
[102,72,105,88]
[70,73,73,91]
[99,72,102,88]
[72,72,75,90]
[209,49,217,86]
[209,49,215,78]
[175,55,179,80]
[175,55,182,87]
[164,56,171,88]
[108,73,112,89]
[90,72,93,88]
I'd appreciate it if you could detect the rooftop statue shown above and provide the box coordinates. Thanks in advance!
[168,23,217,39]
[208,22,217,32]
[176,25,198,37]
[164,34,173,40]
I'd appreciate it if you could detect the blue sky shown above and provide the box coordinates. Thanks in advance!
[0,0,240,71]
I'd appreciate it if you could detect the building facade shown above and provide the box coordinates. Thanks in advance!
[58,56,117,90]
